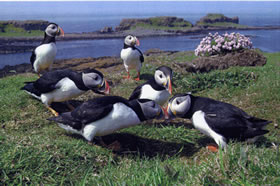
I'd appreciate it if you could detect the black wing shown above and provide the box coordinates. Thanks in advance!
[71,96,130,125]
[135,48,144,63]
[129,83,145,100]
[33,69,73,93]
[203,101,269,140]
[30,50,36,68]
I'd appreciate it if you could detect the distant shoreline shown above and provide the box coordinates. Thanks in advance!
[1,25,280,54]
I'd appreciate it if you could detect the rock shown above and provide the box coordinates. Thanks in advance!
[115,16,193,31]
[196,13,239,26]
[184,49,267,73]
[100,26,113,33]
[0,20,49,31]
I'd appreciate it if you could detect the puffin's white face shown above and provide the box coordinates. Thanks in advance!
[82,72,103,89]
[155,70,169,87]
[154,69,172,94]
[124,35,140,46]
[45,23,64,37]
[138,99,163,120]
[167,95,191,118]
[82,71,110,94]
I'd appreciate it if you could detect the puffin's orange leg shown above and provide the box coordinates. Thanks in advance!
[206,143,219,153]
[123,71,130,79]
[47,106,59,116]
[134,72,140,81]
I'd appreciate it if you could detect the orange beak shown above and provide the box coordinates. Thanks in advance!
[136,38,140,46]
[59,26,65,37]
[104,80,110,95]
[161,106,169,120]
[168,77,172,95]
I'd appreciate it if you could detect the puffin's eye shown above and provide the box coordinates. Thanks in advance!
[129,36,132,40]
[176,99,180,105]
[52,26,56,29]
[94,76,99,81]
[159,74,163,78]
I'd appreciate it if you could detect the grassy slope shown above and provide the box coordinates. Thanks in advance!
[0,24,43,37]
[0,52,280,185]
[131,17,193,31]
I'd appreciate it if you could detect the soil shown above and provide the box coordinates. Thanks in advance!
[175,49,267,73]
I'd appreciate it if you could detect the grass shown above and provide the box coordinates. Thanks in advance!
[0,24,43,37]
[130,16,193,31]
[196,22,249,28]
[0,51,280,185]
[131,23,192,31]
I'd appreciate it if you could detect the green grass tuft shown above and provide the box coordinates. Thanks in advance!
[0,24,43,37]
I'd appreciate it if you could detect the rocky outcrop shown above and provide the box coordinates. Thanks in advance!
[177,49,267,73]
[0,20,49,31]
[196,14,239,26]
[115,16,193,31]
[100,26,114,33]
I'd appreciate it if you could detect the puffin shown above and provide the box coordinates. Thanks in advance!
[21,68,110,116]
[166,93,271,152]
[129,66,173,106]
[120,35,144,81]
[30,23,64,76]
[47,96,164,142]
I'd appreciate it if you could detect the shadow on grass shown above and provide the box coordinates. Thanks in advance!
[151,119,194,129]
[51,100,84,113]
[196,135,272,149]
[66,132,200,159]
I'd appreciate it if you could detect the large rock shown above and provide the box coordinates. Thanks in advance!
[100,26,113,33]
[181,49,267,73]
[196,14,239,25]
[0,20,49,31]
[115,16,193,31]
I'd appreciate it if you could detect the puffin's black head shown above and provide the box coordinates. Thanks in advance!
[82,69,110,95]
[130,99,164,121]
[154,66,173,94]
[124,35,140,47]
[166,93,192,119]
[45,23,64,37]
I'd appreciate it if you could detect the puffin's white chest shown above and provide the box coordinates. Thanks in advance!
[191,111,226,148]
[34,43,57,71]
[82,103,141,141]
[121,48,141,66]
[41,77,85,105]
[140,84,170,106]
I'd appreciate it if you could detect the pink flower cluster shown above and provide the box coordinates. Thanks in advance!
[195,32,253,56]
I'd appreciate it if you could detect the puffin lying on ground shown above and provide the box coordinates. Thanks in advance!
[120,35,144,81]
[30,23,64,76]
[47,96,164,142]
[129,66,173,106]
[166,93,271,152]
[21,69,110,116]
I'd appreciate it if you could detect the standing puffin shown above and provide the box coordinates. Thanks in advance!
[120,35,144,81]
[129,66,173,106]
[21,69,110,116]
[30,23,64,76]
[47,96,164,142]
[166,93,271,152]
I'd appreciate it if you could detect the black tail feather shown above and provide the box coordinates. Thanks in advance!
[21,82,41,97]
[48,112,82,130]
